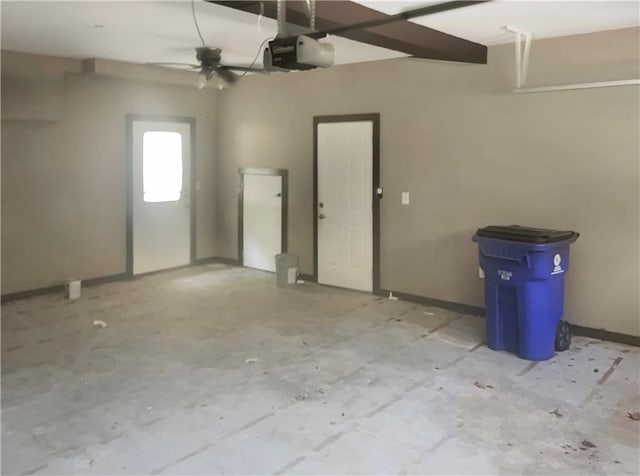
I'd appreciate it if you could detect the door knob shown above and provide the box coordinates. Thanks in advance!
[318,214,326,220]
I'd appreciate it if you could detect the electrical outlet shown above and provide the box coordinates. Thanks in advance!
[402,192,410,205]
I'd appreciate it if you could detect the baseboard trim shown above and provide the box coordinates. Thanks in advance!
[375,289,638,347]
[200,259,314,279]
[376,288,485,317]
[0,257,229,303]
[205,256,242,267]
[193,257,219,266]
[131,264,194,279]
[571,325,639,347]
[5,266,637,348]
[1,272,130,303]
[1,284,66,303]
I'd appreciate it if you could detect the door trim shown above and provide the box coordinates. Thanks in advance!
[126,114,197,276]
[313,113,381,293]
[238,167,288,265]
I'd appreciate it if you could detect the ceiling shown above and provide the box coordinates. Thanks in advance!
[358,1,640,45]
[1,1,638,69]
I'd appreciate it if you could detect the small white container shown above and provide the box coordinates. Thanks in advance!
[66,279,81,299]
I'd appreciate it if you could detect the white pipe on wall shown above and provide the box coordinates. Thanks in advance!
[506,25,640,94]
[513,31,521,88]
[506,25,532,89]
[522,32,531,84]
[515,79,640,94]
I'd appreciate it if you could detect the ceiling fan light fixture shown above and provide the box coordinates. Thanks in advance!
[214,75,225,91]
[195,72,208,90]
[195,70,226,91]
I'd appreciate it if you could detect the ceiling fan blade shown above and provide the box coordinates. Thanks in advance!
[147,62,200,69]
[306,1,491,39]
[216,67,240,83]
[222,65,268,74]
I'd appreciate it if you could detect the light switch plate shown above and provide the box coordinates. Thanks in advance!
[402,192,410,205]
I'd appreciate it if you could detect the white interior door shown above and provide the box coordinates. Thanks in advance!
[243,174,282,272]
[132,120,191,275]
[317,121,373,292]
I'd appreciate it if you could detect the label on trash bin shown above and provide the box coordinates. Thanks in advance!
[288,267,297,284]
[498,270,512,281]
[551,254,564,275]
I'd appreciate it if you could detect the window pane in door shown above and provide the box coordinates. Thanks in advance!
[143,131,183,202]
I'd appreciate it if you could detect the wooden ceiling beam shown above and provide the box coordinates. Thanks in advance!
[208,0,487,64]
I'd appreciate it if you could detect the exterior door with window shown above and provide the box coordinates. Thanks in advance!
[131,120,191,275]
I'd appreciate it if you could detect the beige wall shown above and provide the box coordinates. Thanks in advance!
[1,51,218,294]
[214,27,640,336]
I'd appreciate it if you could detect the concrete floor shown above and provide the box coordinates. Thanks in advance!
[2,264,639,475]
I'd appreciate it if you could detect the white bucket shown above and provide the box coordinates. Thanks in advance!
[66,279,81,299]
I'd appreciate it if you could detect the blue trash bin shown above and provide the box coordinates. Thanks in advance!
[472,225,579,361]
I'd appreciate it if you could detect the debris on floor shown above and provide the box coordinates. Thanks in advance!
[627,411,640,421]
[581,440,597,449]
[92,320,107,328]
[4,266,639,476]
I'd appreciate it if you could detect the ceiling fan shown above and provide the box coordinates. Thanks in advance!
[149,46,265,89]
[148,0,267,89]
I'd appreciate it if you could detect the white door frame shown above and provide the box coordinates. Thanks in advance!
[238,167,288,265]
[313,113,381,293]
[126,114,196,276]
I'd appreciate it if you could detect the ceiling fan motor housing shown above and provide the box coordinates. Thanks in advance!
[196,47,222,67]
[266,35,334,71]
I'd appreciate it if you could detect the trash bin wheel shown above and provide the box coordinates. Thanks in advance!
[555,320,572,352]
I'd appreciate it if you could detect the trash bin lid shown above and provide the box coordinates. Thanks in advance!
[475,225,579,244]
